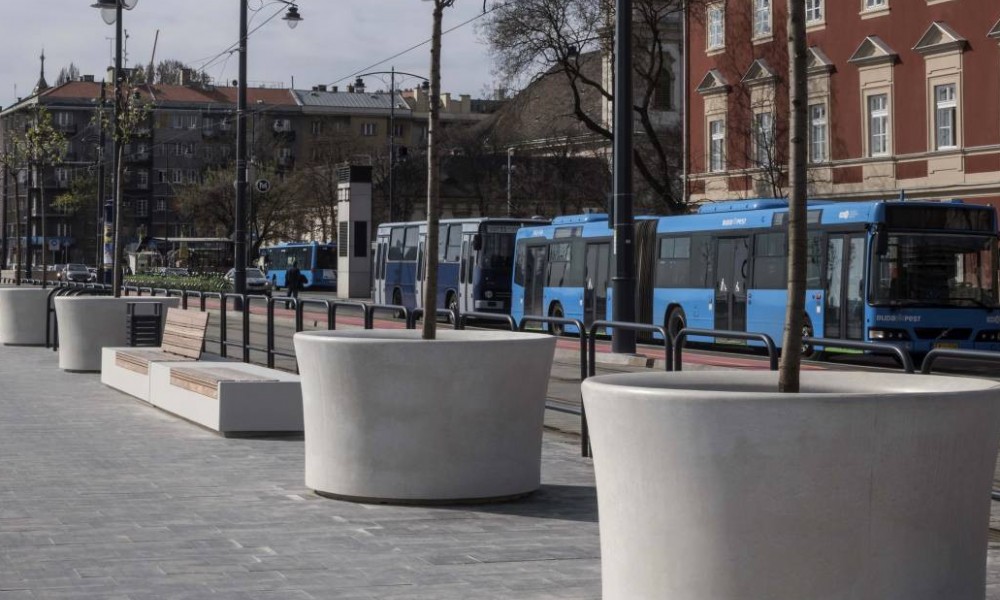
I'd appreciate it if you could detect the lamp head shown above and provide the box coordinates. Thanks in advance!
[282,5,303,29]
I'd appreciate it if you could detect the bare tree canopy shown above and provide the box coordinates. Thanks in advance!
[482,0,691,214]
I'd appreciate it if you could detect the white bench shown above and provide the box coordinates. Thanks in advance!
[102,308,210,402]
[147,362,302,435]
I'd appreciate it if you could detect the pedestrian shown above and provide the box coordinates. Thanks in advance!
[286,259,302,308]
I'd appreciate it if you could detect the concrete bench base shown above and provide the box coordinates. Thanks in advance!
[148,361,302,434]
[101,347,226,403]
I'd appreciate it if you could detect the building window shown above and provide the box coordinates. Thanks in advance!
[172,169,183,184]
[273,119,292,132]
[392,124,404,138]
[186,170,198,184]
[311,120,323,135]
[805,0,823,23]
[809,103,828,163]
[55,168,69,187]
[361,123,377,136]
[753,112,774,167]
[867,94,889,157]
[707,5,724,50]
[709,119,726,172]
[137,171,148,189]
[135,198,148,217]
[753,0,771,38]
[653,62,674,111]
[864,0,886,10]
[934,83,957,150]
[155,198,167,213]
[55,112,72,127]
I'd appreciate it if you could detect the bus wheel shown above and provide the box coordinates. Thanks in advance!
[667,307,686,345]
[549,303,565,337]
[392,289,404,319]
[447,293,459,324]
[802,316,820,360]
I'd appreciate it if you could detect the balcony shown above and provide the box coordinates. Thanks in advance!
[272,129,296,143]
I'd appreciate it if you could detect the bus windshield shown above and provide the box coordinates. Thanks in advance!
[315,246,337,269]
[480,232,516,271]
[871,232,998,308]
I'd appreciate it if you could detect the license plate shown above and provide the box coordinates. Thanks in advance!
[934,342,959,349]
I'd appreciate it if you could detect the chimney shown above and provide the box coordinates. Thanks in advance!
[82,74,95,83]
[354,77,365,94]
[442,93,452,110]
[347,84,355,93]
[317,84,327,92]
[106,67,115,82]
[331,85,338,93]
[180,68,195,86]
[460,94,471,113]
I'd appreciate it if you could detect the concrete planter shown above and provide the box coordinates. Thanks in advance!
[54,296,180,372]
[582,370,1000,600]
[293,329,556,503]
[0,288,56,345]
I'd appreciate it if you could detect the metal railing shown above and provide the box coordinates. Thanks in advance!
[673,328,778,372]
[456,312,517,331]
[407,307,459,329]
[804,337,914,373]
[920,348,1000,375]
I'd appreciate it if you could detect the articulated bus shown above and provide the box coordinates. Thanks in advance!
[512,199,1000,355]
[374,217,547,315]
[259,241,338,289]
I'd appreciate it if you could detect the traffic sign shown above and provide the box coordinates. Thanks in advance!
[255,179,271,193]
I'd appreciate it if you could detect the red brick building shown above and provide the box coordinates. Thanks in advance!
[686,0,1000,210]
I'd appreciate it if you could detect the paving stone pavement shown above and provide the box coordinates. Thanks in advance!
[0,345,600,599]
[6,340,1000,599]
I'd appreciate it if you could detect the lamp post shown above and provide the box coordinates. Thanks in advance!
[611,0,636,354]
[91,0,137,288]
[506,147,514,217]
[353,71,428,223]
[234,0,301,297]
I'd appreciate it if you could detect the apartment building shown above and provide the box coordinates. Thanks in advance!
[687,0,1000,209]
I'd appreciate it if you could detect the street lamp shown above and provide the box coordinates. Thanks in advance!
[234,0,302,297]
[611,0,636,354]
[91,0,138,287]
[353,71,429,222]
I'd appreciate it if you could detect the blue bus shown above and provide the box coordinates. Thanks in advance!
[512,199,1000,355]
[259,241,337,289]
[374,217,547,315]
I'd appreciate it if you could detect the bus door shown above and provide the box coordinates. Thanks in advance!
[373,239,387,304]
[415,240,425,309]
[584,242,611,326]
[461,237,474,312]
[523,244,548,316]
[714,236,750,332]
[825,233,866,340]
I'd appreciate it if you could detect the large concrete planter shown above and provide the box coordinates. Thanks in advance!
[582,370,1000,600]
[0,288,56,345]
[293,329,556,503]
[54,296,180,372]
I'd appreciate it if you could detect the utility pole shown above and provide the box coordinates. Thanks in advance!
[234,0,248,296]
[611,0,636,354]
[506,147,513,217]
[96,82,107,274]
[389,66,395,222]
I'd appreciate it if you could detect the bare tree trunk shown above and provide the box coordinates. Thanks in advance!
[39,168,48,289]
[14,174,21,286]
[422,1,446,340]
[778,0,808,393]
[112,146,124,297]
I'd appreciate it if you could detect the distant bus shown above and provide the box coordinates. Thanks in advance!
[149,237,233,273]
[259,241,337,289]
[512,199,1000,355]
[374,217,547,314]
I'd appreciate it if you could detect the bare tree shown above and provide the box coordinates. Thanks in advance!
[23,108,69,288]
[482,0,690,214]
[0,125,28,284]
[778,0,807,393]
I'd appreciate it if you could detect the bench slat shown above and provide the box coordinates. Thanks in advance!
[170,366,279,400]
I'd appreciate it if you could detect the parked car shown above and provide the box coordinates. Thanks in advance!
[224,268,272,297]
[62,264,91,283]
[162,267,191,277]
[49,264,67,280]
[87,267,98,282]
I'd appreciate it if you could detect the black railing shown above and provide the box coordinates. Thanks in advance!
[456,312,517,331]
[920,348,1000,375]
[804,337,914,374]
[673,328,778,372]
[407,307,459,329]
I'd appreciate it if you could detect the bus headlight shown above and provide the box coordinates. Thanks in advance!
[485,290,494,299]
[868,328,910,341]
[976,330,1000,342]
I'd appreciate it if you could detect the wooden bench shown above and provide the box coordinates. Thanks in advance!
[115,309,209,375]
[102,308,212,402]
[170,366,278,400]
[149,362,303,434]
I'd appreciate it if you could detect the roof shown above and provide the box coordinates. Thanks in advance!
[292,89,409,112]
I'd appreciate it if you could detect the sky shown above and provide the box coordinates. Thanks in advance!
[0,0,497,108]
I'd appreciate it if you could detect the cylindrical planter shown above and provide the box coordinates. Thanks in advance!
[0,288,57,345]
[582,370,1000,600]
[293,329,557,503]
[54,296,180,372]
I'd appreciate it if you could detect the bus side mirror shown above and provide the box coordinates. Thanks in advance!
[874,229,888,255]
[472,234,482,251]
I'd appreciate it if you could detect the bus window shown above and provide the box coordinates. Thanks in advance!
[447,226,462,262]
[806,232,823,288]
[388,228,404,261]
[514,242,526,286]
[316,245,338,269]
[403,227,418,261]
[752,232,786,289]
[657,236,691,288]
[547,242,573,287]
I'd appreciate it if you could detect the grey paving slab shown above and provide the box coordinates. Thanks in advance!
[0,344,601,599]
